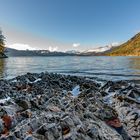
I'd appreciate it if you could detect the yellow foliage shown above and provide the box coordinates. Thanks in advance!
[107,33,140,56]
[0,44,5,53]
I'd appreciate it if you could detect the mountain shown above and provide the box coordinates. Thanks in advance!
[65,50,80,54]
[6,43,118,57]
[5,48,49,56]
[107,32,140,56]
[6,45,114,57]
[83,45,112,53]
[79,45,115,56]
[5,48,76,56]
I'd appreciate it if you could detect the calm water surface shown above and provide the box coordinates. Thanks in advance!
[0,56,140,81]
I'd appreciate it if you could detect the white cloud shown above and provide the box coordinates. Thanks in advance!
[72,43,80,48]
[8,43,37,50]
[48,46,58,52]
[111,42,119,46]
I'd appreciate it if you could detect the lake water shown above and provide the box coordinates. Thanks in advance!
[0,56,140,81]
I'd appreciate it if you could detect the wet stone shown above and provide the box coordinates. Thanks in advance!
[0,72,139,140]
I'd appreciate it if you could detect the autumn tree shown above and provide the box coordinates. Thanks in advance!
[0,29,5,53]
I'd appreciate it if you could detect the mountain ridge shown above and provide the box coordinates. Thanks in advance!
[106,32,140,56]
[6,44,115,57]
[6,32,140,57]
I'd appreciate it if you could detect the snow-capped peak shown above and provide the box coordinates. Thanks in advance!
[84,45,114,53]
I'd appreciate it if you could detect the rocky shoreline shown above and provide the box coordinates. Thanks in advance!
[0,72,139,140]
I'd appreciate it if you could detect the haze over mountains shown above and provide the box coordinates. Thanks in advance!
[5,32,140,56]
[5,45,115,56]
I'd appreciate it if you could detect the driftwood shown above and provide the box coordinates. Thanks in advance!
[122,89,140,104]
[124,96,140,104]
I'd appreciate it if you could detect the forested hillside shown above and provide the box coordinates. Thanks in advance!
[107,33,140,56]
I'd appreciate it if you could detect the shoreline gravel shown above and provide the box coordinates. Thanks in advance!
[0,72,139,140]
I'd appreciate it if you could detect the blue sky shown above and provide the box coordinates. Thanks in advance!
[0,0,140,51]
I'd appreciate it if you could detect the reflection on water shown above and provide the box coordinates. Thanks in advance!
[0,59,5,78]
[0,56,140,81]
[129,57,140,71]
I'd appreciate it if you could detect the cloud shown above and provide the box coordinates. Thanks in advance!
[8,43,37,50]
[72,43,80,48]
[111,42,119,46]
[48,46,58,52]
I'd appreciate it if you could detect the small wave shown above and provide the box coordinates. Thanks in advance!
[56,70,140,77]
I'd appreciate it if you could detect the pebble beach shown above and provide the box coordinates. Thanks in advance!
[0,72,139,140]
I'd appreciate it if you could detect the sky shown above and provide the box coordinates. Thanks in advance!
[0,0,140,51]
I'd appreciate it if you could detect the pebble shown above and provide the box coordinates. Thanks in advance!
[0,72,139,140]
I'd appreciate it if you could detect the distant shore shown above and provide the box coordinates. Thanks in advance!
[0,72,139,139]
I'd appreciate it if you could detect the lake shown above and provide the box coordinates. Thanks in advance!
[0,56,140,81]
